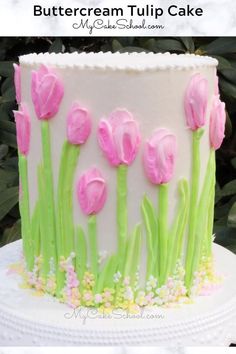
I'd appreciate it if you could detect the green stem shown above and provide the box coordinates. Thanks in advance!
[88,215,98,280]
[117,165,128,273]
[41,121,57,267]
[166,179,188,280]
[207,153,216,257]
[141,196,157,280]
[56,142,80,295]
[31,201,40,259]
[37,164,50,276]
[158,183,169,286]
[96,256,113,294]
[63,144,80,257]
[176,181,189,262]
[76,225,87,289]
[189,150,215,288]
[18,154,32,270]
[185,129,204,289]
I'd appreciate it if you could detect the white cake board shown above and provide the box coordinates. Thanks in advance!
[0,240,236,346]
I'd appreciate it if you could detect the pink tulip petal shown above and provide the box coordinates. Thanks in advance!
[98,119,119,166]
[13,64,21,104]
[210,95,226,150]
[67,102,92,145]
[184,74,208,131]
[77,167,107,216]
[98,109,141,167]
[143,128,177,185]
[13,103,31,156]
[31,65,64,120]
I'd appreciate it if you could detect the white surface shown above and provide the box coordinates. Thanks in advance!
[0,0,236,35]
[0,348,180,354]
[0,240,235,346]
[20,52,216,281]
[20,52,218,70]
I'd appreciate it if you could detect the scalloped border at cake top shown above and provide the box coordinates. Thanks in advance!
[19,52,218,71]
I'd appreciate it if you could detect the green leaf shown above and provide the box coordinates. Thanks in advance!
[201,38,236,55]
[1,157,18,170]
[219,77,236,102]
[1,219,21,247]
[1,85,15,101]
[0,129,17,148]
[0,186,19,221]
[221,179,236,197]
[1,77,14,95]
[115,37,135,47]
[49,38,64,53]
[0,120,17,148]
[118,46,149,53]
[212,56,232,71]
[141,195,157,263]
[112,39,123,52]
[155,39,186,53]
[179,37,195,52]
[226,244,236,254]
[0,61,14,77]
[214,227,236,248]
[0,168,18,187]
[0,101,16,121]
[0,144,8,159]
[0,119,16,134]
[231,157,236,169]
[228,202,236,228]
[215,182,222,204]
[220,68,236,84]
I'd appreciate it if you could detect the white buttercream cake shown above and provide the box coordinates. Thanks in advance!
[12,52,225,310]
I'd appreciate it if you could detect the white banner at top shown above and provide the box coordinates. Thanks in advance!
[0,0,236,36]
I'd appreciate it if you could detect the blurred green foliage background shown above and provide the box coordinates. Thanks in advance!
[0,37,235,251]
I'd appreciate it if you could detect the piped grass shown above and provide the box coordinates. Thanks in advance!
[31,200,40,260]
[56,141,80,293]
[185,128,204,289]
[158,183,169,286]
[189,150,215,288]
[18,154,32,270]
[141,196,158,280]
[166,179,189,281]
[124,224,142,286]
[37,164,50,276]
[40,121,57,267]
[75,225,87,290]
[117,165,128,273]
[88,215,98,281]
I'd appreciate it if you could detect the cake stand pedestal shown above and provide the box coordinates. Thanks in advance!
[0,240,236,346]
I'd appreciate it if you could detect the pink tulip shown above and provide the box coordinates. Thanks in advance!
[97,109,141,167]
[66,102,92,145]
[13,103,31,156]
[77,167,107,216]
[210,95,226,150]
[13,64,21,104]
[31,64,64,120]
[143,128,177,185]
[184,73,209,130]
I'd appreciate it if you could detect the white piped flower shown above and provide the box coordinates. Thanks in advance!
[98,250,108,264]
[113,271,122,283]
[124,286,134,301]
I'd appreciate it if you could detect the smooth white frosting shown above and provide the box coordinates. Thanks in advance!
[20,52,218,71]
[19,52,217,282]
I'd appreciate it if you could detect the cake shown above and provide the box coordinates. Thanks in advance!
[12,52,225,311]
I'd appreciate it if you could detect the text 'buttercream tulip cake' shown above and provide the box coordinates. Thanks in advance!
[12,52,226,310]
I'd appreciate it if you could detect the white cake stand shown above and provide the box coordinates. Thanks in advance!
[0,240,236,346]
